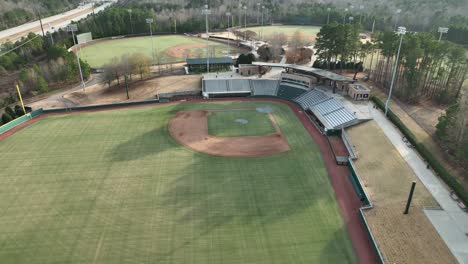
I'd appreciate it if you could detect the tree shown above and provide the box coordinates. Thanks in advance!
[129,53,151,80]
[235,53,255,67]
[1,113,13,124]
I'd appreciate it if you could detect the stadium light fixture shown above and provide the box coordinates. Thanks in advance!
[146,18,155,65]
[67,24,86,92]
[438,27,449,41]
[385,26,406,116]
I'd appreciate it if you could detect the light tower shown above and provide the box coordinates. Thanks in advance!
[202,5,211,72]
[343,8,348,25]
[327,7,331,24]
[394,9,402,30]
[67,24,86,92]
[128,9,134,34]
[226,12,232,56]
[438,27,449,41]
[385,26,406,116]
[146,18,155,64]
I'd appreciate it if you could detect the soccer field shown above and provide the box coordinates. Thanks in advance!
[0,101,356,263]
[79,35,237,68]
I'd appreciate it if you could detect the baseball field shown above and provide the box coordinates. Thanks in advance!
[0,101,356,263]
[79,35,238,68]
[241,25,321,39]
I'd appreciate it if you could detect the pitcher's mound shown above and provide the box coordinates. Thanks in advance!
[168,110,290,157]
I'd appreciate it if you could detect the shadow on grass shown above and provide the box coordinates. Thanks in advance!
[110,127,177,162]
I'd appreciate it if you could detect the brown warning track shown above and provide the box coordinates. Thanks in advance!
[0,97,377,263]
[168,109,290,157]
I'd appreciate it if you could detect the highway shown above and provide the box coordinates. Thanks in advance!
[0,1,116,44]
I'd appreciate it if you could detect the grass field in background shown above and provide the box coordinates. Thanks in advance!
[79,35,235,68]
[241,25,321,40]
[0,101,356,263]
[208,110,275,137]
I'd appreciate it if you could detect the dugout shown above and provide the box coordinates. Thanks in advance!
[186,57,233,73]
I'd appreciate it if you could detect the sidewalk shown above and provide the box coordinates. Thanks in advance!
[371,88,467,190]
[371,105,468,263]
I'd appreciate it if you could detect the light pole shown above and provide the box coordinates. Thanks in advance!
[359,5,364,24]
[385,26,406,116]
[343,8,348,25]
[327,8,331,24]
[243,5,247,41]
[371,18,376,33]
[256,3,260,25]
[238,3,242,28]
[202,5,211,72]
[47,23,54,45]
[146,18,155,65]
[394,9,401,31]
[227,12,231,56]
[67,24,86,92]
[128,10,134,35]
[438,27,449,41]
[261,5,265,39]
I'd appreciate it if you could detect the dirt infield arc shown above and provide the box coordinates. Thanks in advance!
[168,110,290,157]
[0,98,377,263]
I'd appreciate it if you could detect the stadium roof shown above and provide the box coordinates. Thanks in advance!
[252,62,353,82]
[187,57,233,65]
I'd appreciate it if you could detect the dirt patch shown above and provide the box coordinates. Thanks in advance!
[166,43,207,58]
[63,75,201,107]
[168,109,290,157]
[346,121,456,263]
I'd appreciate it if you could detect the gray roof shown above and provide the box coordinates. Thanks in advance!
[252,62,353,82]
[294,89,357,130]
[187,57,233,65]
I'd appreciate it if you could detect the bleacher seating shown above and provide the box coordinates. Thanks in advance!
[276,83,307,100]
[250,80,279,96]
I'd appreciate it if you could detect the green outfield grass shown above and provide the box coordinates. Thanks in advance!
[0,101,356,264]
[208,110,275,137]
[79,35,236,68]
[242,25,321,40]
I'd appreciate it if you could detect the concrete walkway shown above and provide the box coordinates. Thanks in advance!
[371,105,468,263]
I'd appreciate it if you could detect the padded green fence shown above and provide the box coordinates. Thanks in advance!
[0,108,44,135]
[371,96,468,206]
[347,159,385,264]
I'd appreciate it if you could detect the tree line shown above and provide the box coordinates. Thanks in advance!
[369,32,467,105]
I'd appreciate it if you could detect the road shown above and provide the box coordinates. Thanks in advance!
[0,1,115,44]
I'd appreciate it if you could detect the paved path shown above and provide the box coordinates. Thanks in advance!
[371,104,468,263]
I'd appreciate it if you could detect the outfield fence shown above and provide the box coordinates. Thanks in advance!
[0,108,43,134]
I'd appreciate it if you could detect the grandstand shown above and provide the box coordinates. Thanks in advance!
[202,79,252,98]
[296,89,358,132]
[250,80,279,96]
[276,83,307,100]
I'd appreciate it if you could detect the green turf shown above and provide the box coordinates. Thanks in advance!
[79,35,237,68]
[241,25,321,41]
[208,110,275,137]
[0,101,356,264]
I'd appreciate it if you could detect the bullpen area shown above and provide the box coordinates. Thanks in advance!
[0,101,357,263]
